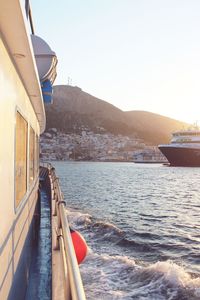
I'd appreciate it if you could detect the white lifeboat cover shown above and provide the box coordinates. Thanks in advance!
[31,34,57,83]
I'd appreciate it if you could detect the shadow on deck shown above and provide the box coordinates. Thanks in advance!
[25,167,52,300]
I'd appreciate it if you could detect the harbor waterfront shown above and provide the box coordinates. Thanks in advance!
[53,161,200,300]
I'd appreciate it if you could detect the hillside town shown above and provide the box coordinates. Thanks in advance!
[40,128,167,162]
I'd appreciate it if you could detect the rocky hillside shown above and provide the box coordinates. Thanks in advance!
[45,85,189,145]
[125,111,188,144]
[46,85,132,136]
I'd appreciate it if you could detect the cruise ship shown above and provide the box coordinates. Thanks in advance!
[0,1,86,299]
[158,128,200,166]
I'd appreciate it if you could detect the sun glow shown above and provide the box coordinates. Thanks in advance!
[32,0,200,124]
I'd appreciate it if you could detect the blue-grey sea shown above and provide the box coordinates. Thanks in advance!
[53,161,200,300]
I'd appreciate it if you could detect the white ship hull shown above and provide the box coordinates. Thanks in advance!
[0,2,86,299]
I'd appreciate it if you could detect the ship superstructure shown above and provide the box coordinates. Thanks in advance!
[158,129,200,166]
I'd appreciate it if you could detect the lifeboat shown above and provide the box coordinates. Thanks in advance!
[31,34,58,103]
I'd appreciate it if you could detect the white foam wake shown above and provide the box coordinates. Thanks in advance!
[65,209,200,299]
[146,261,200,297]
[80,252,200,300]
[66,209,92,226]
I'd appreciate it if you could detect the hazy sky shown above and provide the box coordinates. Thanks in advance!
[32,0,200,124]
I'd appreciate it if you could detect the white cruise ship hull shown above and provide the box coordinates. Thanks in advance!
[158,144,200,166]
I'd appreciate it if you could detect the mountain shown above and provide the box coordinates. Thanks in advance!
[45,85,189,145]
[125,111,188,144]
[46,85,133,135]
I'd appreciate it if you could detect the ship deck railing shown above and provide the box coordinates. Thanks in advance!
[40,162,86,300]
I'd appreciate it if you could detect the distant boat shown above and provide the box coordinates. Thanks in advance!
[133,148,167,163]
[158,128,200,166]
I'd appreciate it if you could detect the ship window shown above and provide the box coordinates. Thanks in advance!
[15,112,28,207]
[29,126,35,184]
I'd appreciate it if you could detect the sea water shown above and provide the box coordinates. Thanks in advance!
[53,161,200,300]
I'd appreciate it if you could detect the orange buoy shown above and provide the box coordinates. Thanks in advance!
[70,228,88,264]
